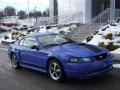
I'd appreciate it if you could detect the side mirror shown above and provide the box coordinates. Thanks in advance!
[31,45,39,50]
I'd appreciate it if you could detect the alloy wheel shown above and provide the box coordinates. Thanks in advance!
[11,54,20,69]
[49,61,62,81]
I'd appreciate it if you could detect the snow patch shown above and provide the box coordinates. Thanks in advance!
[88,35,103,45]
[111,48,120,54]
[86,21,120,50]
[113,64,120,69]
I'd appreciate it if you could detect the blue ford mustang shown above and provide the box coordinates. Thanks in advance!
[8,33,115,82]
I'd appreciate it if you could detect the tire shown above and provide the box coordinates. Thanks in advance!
[11,53,21,69]
[48,60,64,82]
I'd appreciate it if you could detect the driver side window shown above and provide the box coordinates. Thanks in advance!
[19,37,38,48]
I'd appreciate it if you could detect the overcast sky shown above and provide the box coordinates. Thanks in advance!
[0,0,49,11]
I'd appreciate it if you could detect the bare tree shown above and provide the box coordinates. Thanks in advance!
[17,10,26,19]
[4,6,16,16]
[43,11,48,17]
[0,11,4,20]
[42,8,49,17]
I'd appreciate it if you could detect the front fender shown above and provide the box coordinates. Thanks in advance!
[46,52,69,68]
[8,44,21,62]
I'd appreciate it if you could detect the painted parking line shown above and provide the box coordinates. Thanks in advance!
[113,64,120,69]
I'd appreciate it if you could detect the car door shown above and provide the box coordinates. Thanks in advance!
[19,37,48,70]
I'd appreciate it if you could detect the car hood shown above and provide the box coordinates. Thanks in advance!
[46,43,108,57]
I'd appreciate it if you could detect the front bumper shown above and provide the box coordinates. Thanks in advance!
[65,55,115,78]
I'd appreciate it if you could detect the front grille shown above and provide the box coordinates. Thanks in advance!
[94,53,107,60]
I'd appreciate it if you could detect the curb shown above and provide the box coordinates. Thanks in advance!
[1,41,11,45]
[1,41,15,45]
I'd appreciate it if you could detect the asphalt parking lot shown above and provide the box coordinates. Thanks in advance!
[0,45,120,90]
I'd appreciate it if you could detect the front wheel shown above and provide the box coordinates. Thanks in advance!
[11,54,21,69]
[48,60,64,82]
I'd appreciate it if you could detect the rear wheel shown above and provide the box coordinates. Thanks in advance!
[48,60,64,82]
[11,54,21,69]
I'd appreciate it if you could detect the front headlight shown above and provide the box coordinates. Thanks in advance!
[69,58,92,63]
[69,58,80,63]
[82,58,92,62]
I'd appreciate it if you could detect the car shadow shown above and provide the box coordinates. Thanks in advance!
[14,67,115,85]
[65,73,114,85]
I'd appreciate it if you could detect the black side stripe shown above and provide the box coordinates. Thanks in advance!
[83,44,101,53]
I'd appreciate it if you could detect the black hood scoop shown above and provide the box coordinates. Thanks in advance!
[83,44,101,53]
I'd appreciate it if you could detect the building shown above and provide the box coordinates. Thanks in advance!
[49,0,120,24]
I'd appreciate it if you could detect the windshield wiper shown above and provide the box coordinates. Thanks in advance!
[43,44,59,47]
[60,41,75,45]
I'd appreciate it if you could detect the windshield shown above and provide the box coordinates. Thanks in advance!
[38,34,75,47]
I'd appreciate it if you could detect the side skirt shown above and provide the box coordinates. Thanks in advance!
[20,64,47,73]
